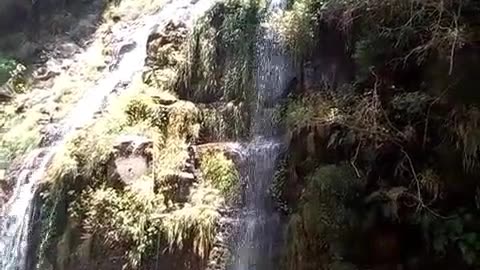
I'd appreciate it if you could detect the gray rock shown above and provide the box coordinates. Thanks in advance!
[176,171,195,182]
[39,123,63,146]
[113,156,149,186]
[113,135,153,157]
[58,42,79,57]
[151,92,177,105]
[108,135,154,188]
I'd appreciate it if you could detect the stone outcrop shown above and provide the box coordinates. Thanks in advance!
[109,135,153,187]
[143,19,189,86]
[146,20,188,68]
[206,208,238,270]
[157,145,198,203]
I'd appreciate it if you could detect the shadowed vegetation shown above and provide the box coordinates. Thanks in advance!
[274,0,480,269]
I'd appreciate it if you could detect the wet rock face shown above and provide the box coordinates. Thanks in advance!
[0,158,25,209]
[113,135,153,157]
[206,208,239,270]
[0,178,12,212]
[0,149,46,212]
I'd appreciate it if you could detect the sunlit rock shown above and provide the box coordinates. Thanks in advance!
[109,135,153,187]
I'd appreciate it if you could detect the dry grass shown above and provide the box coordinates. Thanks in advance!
[163,184,223,258]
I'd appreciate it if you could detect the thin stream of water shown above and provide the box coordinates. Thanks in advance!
[0,0,217,269]
[233,0,294,269]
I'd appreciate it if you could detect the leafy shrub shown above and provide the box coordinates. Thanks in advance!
[125,95,157,125]
[69,183,223,269]
[166,101,200,139]
[179,0,260,103]
[0,55,27,93]
[72,185,165,269]
[284,93,343,133]
[275,0,317,62]
[200,150,239,198]
[163,185,223,258]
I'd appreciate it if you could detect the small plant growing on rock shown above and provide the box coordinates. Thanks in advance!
[200,150,240,199]
[0,55,18,85]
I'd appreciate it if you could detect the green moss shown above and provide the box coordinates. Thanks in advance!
[37,175,224,269]
[278,0,480,268]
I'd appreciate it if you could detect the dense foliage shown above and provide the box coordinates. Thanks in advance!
[274,0,480,269]
[200,150,240,199]
[3,0,480,269]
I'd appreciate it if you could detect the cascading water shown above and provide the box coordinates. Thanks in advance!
[233,0,293,269]
[0,0,216,269]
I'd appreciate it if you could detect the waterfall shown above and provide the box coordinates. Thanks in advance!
[0,0,217,269]
[233,0,293,269]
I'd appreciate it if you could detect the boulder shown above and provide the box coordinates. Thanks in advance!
[151,91,177,105]
[113,135,153,157]
[113,156,149,186]
[146,20,188,68]
[157,170,196,203]
[33,67,60,81]
[109,135,153,188]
